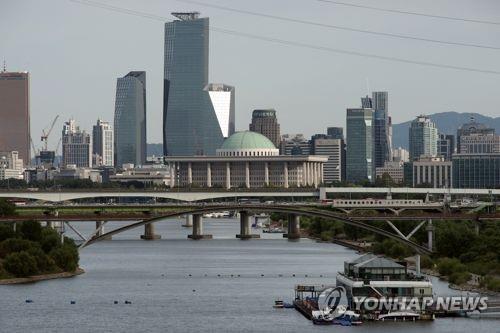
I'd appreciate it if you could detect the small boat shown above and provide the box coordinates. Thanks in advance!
[273,299,284,308]
[377,311,420,321]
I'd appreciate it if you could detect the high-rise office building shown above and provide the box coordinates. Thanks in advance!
[437,133,455,161]
[0,151,24,180]
[456,117,494,153]
[392,147,409,163]
[0,69,30,165]
[114,71,147,167]
[371,92,391,168]
[92,119,114,167]
[62,119,91,168]
[205,83,235,138]
[310,134,343,183]
[249,109,281,148]
[163,12,224,156]
[408,115,438,161]
[346,108,374,183]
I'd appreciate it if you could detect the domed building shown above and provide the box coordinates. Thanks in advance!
[164,131,327,189]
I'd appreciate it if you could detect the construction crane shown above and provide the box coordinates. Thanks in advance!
[41,115,59,151]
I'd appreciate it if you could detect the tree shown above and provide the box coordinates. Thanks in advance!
[0,199,16,216]
[19,220,43,242]
[0,238,39,258]
[40,228,62,253]
[50,244,79,272]
[0,224,16,242]
[3,251,38,277]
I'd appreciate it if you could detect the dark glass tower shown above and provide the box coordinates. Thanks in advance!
[163,12,223,156]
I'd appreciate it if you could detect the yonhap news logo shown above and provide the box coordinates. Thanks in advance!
[352,296,489,312]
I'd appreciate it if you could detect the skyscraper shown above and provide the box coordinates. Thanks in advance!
[346,108,375,183]
[114,71,147,167]
[92,119,114,167]
[310,134,343,183]
[408,115,438,161]
[371,92,391,168]
[249,109,281,148]
[62,119,91,168]
[0,69,30,165]
[163,12,223,156]
[437,133,455,161]
[326,127,346,180]
[205,83,235,138]
[456,117,495,153]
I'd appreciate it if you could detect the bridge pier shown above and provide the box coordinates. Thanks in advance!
[183,215,193,227]
[96,221,112,240]
[188,214,212,240]
[283,214,300,240]
[474,220,480,236]
[236,211,260,239]
[141,222,161,240]
[426,219,434,252]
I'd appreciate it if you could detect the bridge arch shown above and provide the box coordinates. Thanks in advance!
[82,205,431,254]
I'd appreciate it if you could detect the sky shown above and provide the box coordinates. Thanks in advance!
[1,0,499,151]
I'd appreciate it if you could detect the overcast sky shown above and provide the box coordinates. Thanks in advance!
[2,0,499,150]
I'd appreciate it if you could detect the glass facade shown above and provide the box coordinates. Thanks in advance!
[453,154,500,188]
[408,115,438,161]
[163,14,223,156]
[114,71,147,167]
[346,108,374,183]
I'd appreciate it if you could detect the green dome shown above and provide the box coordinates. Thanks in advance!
[220,131,276,150]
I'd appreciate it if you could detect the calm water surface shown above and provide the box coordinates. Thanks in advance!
[1,218,498,332]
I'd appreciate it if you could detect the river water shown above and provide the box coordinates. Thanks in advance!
[0,218,498,332]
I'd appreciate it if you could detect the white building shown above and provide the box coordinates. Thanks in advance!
[205,83,235,138]
[311,136,342,183]
[165,131,327,189]
[392,147,409,163]
[412,156,452,188]
[92,119,114,167]
[110,165,171,187]
[0,151,24,180]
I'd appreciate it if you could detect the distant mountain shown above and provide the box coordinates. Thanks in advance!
[392,112,500,150]
[147,143,163,157]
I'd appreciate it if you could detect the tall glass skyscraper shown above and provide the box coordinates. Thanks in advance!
[361,92,391,168]
[163,12,224,156]
[114,71,147,167]
[408,115,438,161]
[346,108,375,183]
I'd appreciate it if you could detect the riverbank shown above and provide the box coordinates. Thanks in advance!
[0,267,84,285]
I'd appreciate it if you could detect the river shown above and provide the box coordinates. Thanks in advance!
[0,218,497,332]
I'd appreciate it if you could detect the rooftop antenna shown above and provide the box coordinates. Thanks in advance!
[2,60,6,72]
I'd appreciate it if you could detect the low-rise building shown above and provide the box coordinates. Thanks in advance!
[0,151,24,180]
[375,161,404,184]
[453,154,500,189]
[110,166,171,187]
[412,156,452,188]
[165,131,327,189]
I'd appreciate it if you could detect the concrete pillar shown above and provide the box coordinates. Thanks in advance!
[284,214,300,240]
[236,211,260,239]
[426,219,434,251]
[474,220,480,236]
[96,221,111,240]
[284,162,289,189]
[141,222,161,240]
[320,163,324,184]
[188,214,212,240]
[187,162,192,185]
[264,162,269,186]
[416,254,421,276]
[225,162,231,190]
[207,162,212,188]
[170,163,176,187]
[46,221,54,229]
[183,215,193,227]
[302,162,307,187]
[245,162,250,188]
[313,163,318,188]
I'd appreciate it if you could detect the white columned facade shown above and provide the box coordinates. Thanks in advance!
[187,162,192,185]
[206,162,212,188]
[245,162,250,188]
[225,162,231,189]
[302,162,307,187]
[283,162,289,188]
